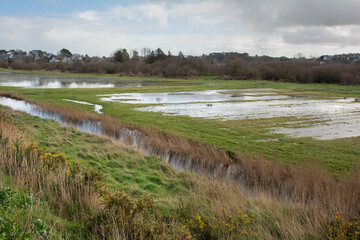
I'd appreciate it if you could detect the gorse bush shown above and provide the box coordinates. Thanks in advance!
[328,212,360,240]
[178,203,259,240]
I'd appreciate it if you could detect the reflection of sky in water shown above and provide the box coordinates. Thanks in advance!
[137,97,360,140]
[0,97,38,113]
[99,89,286,104]
[62,99,103,114]
[0,77,115,88]
[0,97,102,135]
[0,80,115,88]
[0,74,201,88]
[136,98,355,119]
[100,88,360,140]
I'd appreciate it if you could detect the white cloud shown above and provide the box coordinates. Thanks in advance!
[76,11,100,22]
[110,3,169,28]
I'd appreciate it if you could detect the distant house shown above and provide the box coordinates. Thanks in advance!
[320,55,331,61]
[49,56,57,63]
[49,56,60,63]
[7,51,14,59]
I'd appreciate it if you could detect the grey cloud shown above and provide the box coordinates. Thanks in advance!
[282,26,360,46]
[282,27,341,44]
[277,0,360,27]
[215,0,360,30]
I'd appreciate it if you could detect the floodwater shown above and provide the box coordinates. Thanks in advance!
[101,89,360,140]
[99,89,289,104]
[63,99,103,114]
[0,73,201,88]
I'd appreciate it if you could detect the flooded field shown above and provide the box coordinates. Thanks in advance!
[100,89,360,140]
[99,89,289,104]
[0,73,200,88]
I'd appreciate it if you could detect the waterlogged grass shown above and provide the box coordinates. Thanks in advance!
[1,70,360,177]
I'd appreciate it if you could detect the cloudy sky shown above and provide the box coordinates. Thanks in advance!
[0,0,359,57]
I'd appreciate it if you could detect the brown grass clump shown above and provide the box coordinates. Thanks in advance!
[0,112,29,143]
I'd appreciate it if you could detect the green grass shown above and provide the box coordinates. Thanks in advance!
[0,174,82,239]
[4,109,193,212]
[1,69,360,177]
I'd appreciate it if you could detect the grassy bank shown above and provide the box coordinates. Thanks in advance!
[2,106,353,239]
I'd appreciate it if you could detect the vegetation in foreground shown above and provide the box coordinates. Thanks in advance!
[2,107,359,239]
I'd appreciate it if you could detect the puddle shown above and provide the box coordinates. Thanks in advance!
[63,99,103,114]
[99,89,289,104]
[254,139,279,142]
[0,74,202,88]
[273,114,360,140]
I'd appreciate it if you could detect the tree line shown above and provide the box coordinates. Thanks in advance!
[1,48,360,85]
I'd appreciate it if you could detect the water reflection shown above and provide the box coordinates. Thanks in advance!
[0,97,103,135]
[99,89,287,104]
[137,97,360,140]
[99,88,360,140]
[0,74,201,88]
[63,99,103,114]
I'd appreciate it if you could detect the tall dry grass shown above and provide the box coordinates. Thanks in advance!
[236,155,360,217]
[1,94,360,220]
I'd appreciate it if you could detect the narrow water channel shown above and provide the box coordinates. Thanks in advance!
[0,96,320,204]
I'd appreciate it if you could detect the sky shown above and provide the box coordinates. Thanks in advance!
[0,0,360,57]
